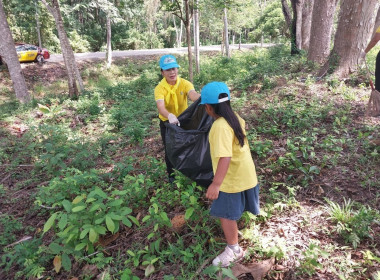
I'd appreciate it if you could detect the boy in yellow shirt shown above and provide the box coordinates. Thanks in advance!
[154,55,200,183]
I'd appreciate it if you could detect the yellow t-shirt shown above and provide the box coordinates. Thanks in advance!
[376,26,380,33]
[154,78,195,121]
[209,115,258,193]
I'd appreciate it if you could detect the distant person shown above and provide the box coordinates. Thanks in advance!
[200,82,260,267]
[363,26,380,91]
[154,54,200,183]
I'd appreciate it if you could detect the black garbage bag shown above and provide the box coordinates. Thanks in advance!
[165,98,214,188]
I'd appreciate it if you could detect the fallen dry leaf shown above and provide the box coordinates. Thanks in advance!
[81,264,98,278]
[97,232,120,247]
[226,258,275,280]
[171,215,186,230]
[53,255,62,273]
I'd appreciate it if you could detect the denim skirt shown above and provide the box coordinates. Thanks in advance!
[210,184,260,220]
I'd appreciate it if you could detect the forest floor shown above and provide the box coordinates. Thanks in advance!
[1,50,380,280]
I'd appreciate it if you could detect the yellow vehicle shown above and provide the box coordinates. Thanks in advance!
[16,44,47,63]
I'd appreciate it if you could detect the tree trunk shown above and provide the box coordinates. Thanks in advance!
[295,0,303,50]
[184,0,193,82]
[290,0,302,54]
[320,0,378,78]
[223,7,230,58]
[41,0,84,97]
[281,0,292,29]
[372,4,380,37]
[193,0,200,73]
[307,0,339,64]
[106,16,112,68]
[0,0,30,103]
[301,0,313,50]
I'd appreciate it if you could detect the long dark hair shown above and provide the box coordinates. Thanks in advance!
[210,94,246,147]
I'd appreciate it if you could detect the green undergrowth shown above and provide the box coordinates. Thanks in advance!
[1,45,380,279]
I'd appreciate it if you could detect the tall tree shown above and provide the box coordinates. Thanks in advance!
[161,0,194,82]
[40,0,84,97]
[290,0,302,54]
[193,0,200,73]
[0,0,30,103]
[280,0,292,29]
[372,4,380,37]
[307,0,338,64]
[301,0,313,50]
[320,0,378,78]
[223,6,230,58]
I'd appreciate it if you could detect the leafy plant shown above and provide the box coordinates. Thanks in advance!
[298,242,329,276]
[42,188,138,272]
[324,199,379,248]
[1,238,52,279]
[203,265,238,280]
[0,214,22,246]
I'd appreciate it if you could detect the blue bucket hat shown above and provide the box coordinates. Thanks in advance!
[200,82,230,105]
[159,54,180,70]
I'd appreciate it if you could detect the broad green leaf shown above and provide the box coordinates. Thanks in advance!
[202,265,219,275]
[185,207,194,220]
[122,216,132,227]
[190,196,196,204]
[94,226,107,234]
[49,243,64,254]
[142,215,151,223]
[43,213,57,233]
[95,217,105,224]
[309,166,320,174]
[127,250,135,257]
[72,196,84,204]
[86,198,97,203]
[61,253,71,271]
[108,213,122,220]
[80,228,90,239]
[106,216,115,233]
[160,212,169,222]
[89,203,100,212]
[66,233,75,244]
[108,199,123,206]
[145,264,155,277]
[121,207,132,216]
[61,200,71,212]
[38,103,50,114]
[94,189,108,198]
[75,242,88,251]
[141,261,150,266]
[128,215,140,226]
[58,214,68,230]
[151,257,159,264]
[221,268,238,280]
[50,157,58,165]
[147,232,155,239]
[72,205,86,212]
[89,228,97,243]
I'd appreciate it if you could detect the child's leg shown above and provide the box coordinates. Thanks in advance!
[212,218,244,267]
[219,218,238,245]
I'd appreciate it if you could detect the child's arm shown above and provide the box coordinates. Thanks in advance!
[206,157,231,200]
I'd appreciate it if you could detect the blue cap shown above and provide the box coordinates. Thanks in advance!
[200,82,230,105]
[159,54,180,70]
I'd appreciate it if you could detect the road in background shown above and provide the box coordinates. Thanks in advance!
[48,43,274,62]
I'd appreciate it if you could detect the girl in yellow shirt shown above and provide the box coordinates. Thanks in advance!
[200,82,260,267]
